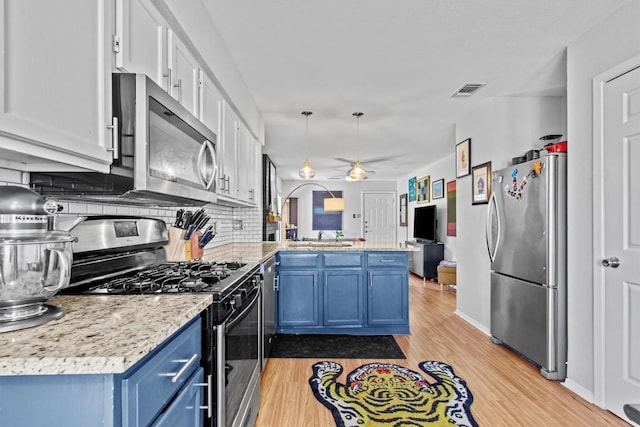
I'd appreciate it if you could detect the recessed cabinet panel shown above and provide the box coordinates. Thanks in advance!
[151,368,204,426]
[324,253,363,267]
[168,30,199,116]
[278,270,319,327]
[219,101,238,196]
[368,269,408,325]
[278,253,320,268]
[0,0,113,170]
[199,71,223,137]
[115,0,167,87]
[324,269,364,326]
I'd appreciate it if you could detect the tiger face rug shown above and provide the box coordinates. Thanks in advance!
[309,361,478,427]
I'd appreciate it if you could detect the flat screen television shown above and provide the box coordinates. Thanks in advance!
[414,205,437,242]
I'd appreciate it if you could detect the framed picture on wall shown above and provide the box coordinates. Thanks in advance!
[416,175,430,204]
[408,177,416,202]
[456,138,471,178]
[432,179,444,199]
[446,180,457,236]
[312,191,343,230]
[399,193,408,227]
[471,162,491,205]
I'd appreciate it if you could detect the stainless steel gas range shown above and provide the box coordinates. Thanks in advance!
[62,215,262,427]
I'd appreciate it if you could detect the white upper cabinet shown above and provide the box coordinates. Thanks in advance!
[219,101,238,199]
[236,123,260,205]
[199,71,223,138]
[168,30,199,116]
[114,0,167,89]
[0,0,114,172]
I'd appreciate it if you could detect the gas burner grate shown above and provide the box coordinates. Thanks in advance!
[82,260,247,295]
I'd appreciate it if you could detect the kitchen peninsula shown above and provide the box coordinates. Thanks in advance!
[0,241,413,425]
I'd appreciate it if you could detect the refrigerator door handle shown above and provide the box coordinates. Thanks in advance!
[486,192,501,262]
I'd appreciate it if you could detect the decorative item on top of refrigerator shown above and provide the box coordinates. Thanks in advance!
[486,152,567,381]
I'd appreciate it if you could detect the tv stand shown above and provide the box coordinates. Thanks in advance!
[406,240,444,280]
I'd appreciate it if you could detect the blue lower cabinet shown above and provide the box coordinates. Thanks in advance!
[277,269,320,327]
[367,269,409,326]
[324,269,364,326]
[277,251,409,334]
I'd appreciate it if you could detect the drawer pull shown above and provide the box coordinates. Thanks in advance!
[162,353,199,383]
[379,259,395,263]
[195,374,213,417]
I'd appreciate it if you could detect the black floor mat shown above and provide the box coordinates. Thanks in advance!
[270,334,406,359]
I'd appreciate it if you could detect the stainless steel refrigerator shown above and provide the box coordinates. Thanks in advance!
[486,152,567,380]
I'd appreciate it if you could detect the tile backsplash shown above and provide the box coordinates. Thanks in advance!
[0,168,262,247]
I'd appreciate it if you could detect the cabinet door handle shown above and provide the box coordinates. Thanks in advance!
[105,117,119,160]
[195,374,213,418]
[174,78,183,104]
[164,68,173,94]
[162,353,198,383]
[274,276,279,291]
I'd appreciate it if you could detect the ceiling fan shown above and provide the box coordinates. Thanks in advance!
[328,158,383,180]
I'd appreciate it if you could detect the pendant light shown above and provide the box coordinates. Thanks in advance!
[348,112,367,181]
[298,111,315,179]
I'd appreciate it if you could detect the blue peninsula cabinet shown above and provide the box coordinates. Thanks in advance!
[0,317,204,426]
[276,251,409,335]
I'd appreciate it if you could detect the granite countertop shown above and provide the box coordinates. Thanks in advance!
[0,294,212,376]
[201,241,415,263]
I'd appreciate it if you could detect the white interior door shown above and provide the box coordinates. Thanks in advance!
[363,192,396,243]
[602,64,640,424]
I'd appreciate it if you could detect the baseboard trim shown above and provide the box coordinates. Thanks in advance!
[562,378,596,404]
[455,310,490,336]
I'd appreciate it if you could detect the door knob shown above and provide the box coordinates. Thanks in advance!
[601,257,620,268]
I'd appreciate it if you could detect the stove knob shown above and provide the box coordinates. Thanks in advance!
[234,293,243,307]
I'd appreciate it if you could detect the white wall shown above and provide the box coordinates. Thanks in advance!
[454,97,566,329]
[566,1,640,397]
[280,180,396,240]
[397,152,458,261]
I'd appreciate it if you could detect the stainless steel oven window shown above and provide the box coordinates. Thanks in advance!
[216,286,262,427]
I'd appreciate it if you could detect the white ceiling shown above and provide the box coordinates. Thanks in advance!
[203,0,631,181]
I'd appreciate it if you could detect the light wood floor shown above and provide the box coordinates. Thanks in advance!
[256,274,628,426]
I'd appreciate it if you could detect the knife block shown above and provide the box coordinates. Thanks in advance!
[190,231,204,261]
[165,227,204,261]
[165,227,188,261]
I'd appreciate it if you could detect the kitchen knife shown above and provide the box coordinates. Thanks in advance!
[174,209,184,228]
[181,211,193,229]
[184,224,196,240]
[198,226,215,247]
[198,232,215,248]
[195,215,210,230]
[189,208,205,229]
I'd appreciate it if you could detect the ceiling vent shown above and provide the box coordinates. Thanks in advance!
[451,82,487,97]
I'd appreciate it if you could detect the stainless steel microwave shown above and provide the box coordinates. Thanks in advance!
[31,73,218,206]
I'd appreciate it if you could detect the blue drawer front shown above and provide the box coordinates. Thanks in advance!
[367,252,408,268]
[324,253,363,267]
[152,367,204,426]
[122,318,201,427]
[277,253,320,268]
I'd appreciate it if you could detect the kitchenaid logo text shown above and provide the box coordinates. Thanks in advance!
[1,215,47,222]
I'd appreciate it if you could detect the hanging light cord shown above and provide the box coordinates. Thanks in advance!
[353,112,363,162]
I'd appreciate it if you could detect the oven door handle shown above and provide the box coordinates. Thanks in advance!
[226,287,261,330]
